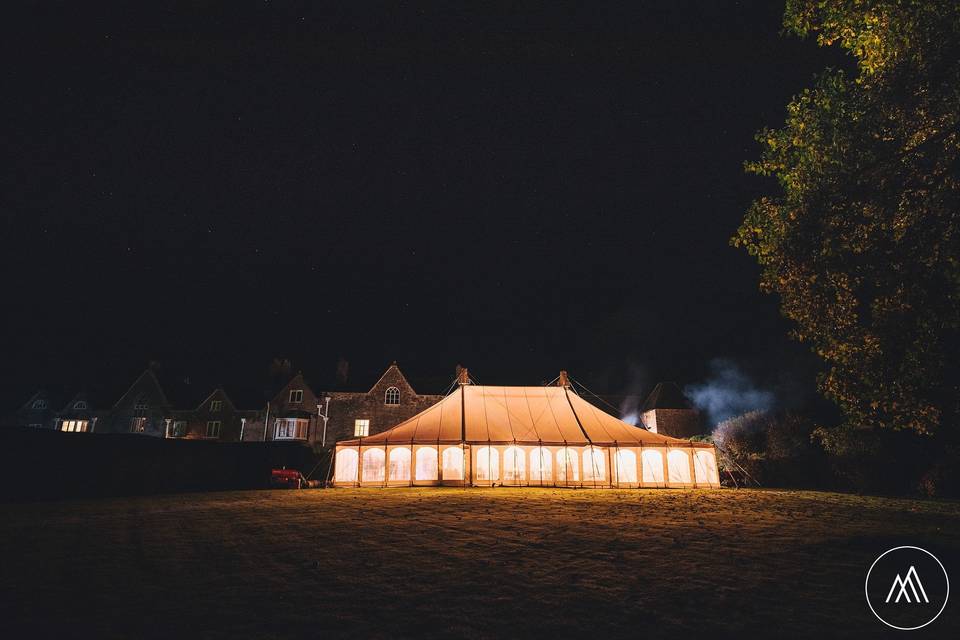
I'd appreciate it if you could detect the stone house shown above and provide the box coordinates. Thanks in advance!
[319,363,444,445]
[4,364,448,446]
[256,372,323,443]
[103,369,174,436]
[640,382,704,438]
[56,392,107,433]
[167,388,245,441]
[6,390,63,430]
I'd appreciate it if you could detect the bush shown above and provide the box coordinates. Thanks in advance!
[713,410,827,488]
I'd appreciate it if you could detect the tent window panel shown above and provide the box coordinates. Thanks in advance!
[615,449,638,483]
[441,447,464,480]
[415,448,438,481]
[388,448,411,481]
[556,448,579,482]
[529,447,552,483]
[475,447,499,482]
[642,450,664,484]
[694,450,718,484]
[335,449,359,482]
[667,450,692,484]
[362,448,385,482]
[503,446,525,484]
[583,447,606,482]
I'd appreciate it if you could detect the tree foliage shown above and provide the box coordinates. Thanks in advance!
[734,1,960,435]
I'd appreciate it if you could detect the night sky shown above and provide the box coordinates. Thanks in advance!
[3,2,851,409]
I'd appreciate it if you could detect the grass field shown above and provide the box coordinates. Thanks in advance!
[2,488,959,638]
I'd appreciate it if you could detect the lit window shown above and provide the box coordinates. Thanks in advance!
[73,401,87,410]
[210,400,222,413]
[32,399,47,410]
[206,421,222,438]
[130,417,147,433]
[529,447,552,483]
[354,419,370,437]
[583,447,606,482]
[615,449,638,484]
[441,447,464,480]
[556,448,579,483]
[668,449,692,484]
[503,446,525,484]
[388,448,411,481]
[334,449,359,482]
[61,420,89,433]
[289,389,303,403]
[475,447,499,482]
[362,448,385,482]
[415,447,438,481]
[167,421,187,438]
[642,449,665,484]
[275,418,308,440]
[384,387,400,405]
[694,450,718,484]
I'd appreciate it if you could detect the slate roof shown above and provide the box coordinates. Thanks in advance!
[641,382,694,411]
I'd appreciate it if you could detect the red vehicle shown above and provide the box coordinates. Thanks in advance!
[270,468,319,489]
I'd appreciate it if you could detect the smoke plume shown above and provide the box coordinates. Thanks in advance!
[685,359,775,429]
[618,363,649,426]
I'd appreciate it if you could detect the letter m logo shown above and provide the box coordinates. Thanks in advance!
[886,566,929,604]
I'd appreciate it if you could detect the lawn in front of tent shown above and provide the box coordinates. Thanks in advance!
[2,488,959,638]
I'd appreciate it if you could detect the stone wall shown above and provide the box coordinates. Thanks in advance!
[321,364,444,443]
[641,408,704,438]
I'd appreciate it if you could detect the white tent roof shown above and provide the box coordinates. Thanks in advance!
[338,384,710,448]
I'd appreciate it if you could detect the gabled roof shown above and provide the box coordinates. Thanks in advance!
[367,362,415,394]
[194,387,237,412]
[19,389,63,411]
[270,372,316,405]
[338,384,710,448]
[112,369,172,410]
[641,382,694,412]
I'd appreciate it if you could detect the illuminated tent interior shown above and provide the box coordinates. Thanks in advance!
[333,372,720,488]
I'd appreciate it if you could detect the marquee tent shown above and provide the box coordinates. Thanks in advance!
[333,375,720,488]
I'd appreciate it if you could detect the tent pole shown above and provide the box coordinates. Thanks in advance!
[612,442,618,489]
[663,446,671,489]
[356,439,362,486]
[538,439,543,486]
[638,442,643,489]
[561,386,592,489]
[688,444,697,488]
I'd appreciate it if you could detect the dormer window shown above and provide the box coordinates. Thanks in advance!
[32,399,47,410]
[384,387,400,405]
[210,400,222,413]
[289,389,303,403]
[74,401,87,410]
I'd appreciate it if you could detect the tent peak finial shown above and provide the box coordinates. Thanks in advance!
[457,367,470,385]
[558,370,570,388]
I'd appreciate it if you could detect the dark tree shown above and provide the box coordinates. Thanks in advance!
[734,1,960,437]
